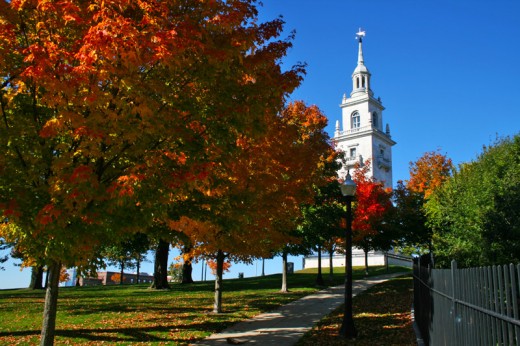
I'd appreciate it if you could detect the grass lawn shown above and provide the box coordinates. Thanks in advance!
[0,266,409,345]
[296,275,416,346]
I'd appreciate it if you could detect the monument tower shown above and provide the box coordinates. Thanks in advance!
[333,30,396,188]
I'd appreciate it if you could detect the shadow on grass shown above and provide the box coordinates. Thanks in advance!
[0,319,234,343]
[59,296,213,316]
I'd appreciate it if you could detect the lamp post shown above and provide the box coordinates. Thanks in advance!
[339,172,358,338]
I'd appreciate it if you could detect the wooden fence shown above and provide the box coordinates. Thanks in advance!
[413,255,520,345]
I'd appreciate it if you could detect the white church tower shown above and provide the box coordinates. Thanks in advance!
[334,30,396,188]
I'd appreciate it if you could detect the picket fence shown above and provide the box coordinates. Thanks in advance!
[413,255,520,345]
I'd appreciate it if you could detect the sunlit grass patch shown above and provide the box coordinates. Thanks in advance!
[0,266,409,345]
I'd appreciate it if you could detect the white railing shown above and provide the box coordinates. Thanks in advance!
[336,125,388,137]
[337,125,372,136]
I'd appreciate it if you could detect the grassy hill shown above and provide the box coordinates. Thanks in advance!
[0,266,409,345]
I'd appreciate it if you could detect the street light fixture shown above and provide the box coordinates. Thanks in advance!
[339,172,358,338]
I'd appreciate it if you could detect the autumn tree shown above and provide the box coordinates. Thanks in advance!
[348,162,393,275]
[28,266,45,289]
[171,101,336,311]
[276,158,342,291]
[147,221,195,289]
[104,248,133,285]
[277,233,311,293]
[180,244,195,284]
[390,180,430,254]
[297,172,343,286]
[0,3,205,342]
[147,223,178,290]
[102,232,149,285]
[174,232,196,284]
[0,0,304,344]
[389,150,452,255]
[408,150,453,198]
[275,104,341,291]
[130,233,151,284]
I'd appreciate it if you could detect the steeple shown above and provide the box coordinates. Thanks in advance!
[334,29,396,189]
[351,29,372,97]
[357,34,365,65]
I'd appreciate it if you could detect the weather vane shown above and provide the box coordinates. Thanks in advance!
[355,28,366,42]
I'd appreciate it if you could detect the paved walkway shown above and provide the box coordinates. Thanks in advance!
[196,272,407,346]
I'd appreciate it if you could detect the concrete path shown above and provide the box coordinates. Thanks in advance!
[195,272,407,346]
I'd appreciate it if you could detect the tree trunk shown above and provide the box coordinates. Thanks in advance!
[119,260,124,285]
[182,260,194,284]
[151,239,170,289]
[316,245,324,286]
[136,254,141,284]
[328,246,334,281]
[44,268,50,289]
[201,259,205,281]
[213,250,225,313]
[364,248,369,276]
[30,265,44,289]
[40,261,61,346]
[261,258,265,276]
[182,244,194,284]
[280,250,288,293]
[75,274,80,287]
[384,252,389,272]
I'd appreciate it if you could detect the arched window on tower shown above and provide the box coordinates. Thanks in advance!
[372,112,378,129]
[351,112,360,129]
[356,77,360,89]
[362,76,365,88]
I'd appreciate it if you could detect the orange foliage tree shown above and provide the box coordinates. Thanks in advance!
[390,150,452,254]
[407,150,453,198]
[0,0,304,343]
[170,101,337,312]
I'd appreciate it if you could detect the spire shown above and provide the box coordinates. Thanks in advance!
[357,30,365,65]
[351,28,372,97]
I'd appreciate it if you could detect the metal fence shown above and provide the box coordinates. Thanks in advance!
[413,255,520,345]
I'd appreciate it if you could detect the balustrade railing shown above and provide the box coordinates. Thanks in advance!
[337,125,387,137]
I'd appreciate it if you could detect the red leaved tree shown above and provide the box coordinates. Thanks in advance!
[349,162,393,275]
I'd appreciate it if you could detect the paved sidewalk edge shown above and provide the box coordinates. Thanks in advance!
[195,271,409,346]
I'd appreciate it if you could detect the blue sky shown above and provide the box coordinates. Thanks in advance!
[259,0,520,185]
[2,0,520,289]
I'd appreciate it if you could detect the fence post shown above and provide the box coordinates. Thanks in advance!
[451,260,459,344]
